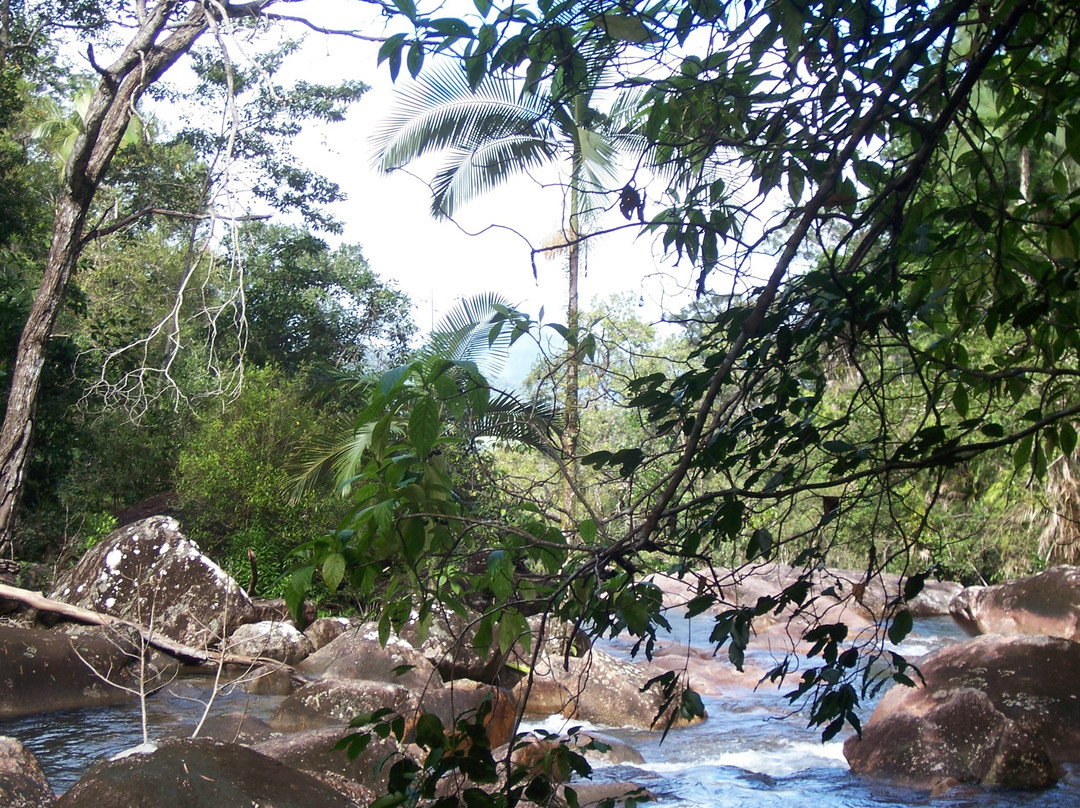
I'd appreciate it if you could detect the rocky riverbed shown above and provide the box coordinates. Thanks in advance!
[2,517,1079,807]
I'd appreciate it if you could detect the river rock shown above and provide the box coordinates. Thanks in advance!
[298,623,441,691]
[0,736,54,808]
[184,712,275,745]
[254,727,415,796]
[514,646,705,729]
[0,625,142,717]
[242,663,294,695]
[844,634,1080,788]
[50,516,256,649]
[398,608,506,683]
[52,739,361,807]
[227,621,313,665]
[642,642,761,696]
[268,678,418,731]
[949,565,1080,639]
[303,617,352,650]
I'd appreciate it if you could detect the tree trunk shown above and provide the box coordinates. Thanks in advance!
[0,0,217,546]
[560,116,584,530]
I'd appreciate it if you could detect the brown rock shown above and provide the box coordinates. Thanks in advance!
[298,623,440,691]
[303,617,352,651]
[255,727,415,795]
[0,625,141,718]
[0,736,55,808]
[949,566,1080,639]
[52,739,361,807]
[514,646,705,730]
[844,634,1080,788]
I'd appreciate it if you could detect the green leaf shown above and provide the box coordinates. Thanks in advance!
[887,610,913,645]
[407,40,424,78]
[497,611,528,654]
[1061,423,1077,458]
[322,552,346,593]
[598,13,661,44]
[392,0,416,20]
[578,518,598,543]
[409,396,441,458]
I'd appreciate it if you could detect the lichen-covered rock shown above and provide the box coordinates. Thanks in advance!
[513,646,705,730]
[303,617,352,651]
[227,621,313,665]
[51,516,255,649]
[51,739,361,807]
[844,634,1080,788]
[268,678,418,731]
[844,689,1057,789]
[0,736,54,808]
[950,566,1080,639]
[298,622,441,691]
[0,625,142,717]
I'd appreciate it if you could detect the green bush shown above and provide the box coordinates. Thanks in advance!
[176,365,348,597]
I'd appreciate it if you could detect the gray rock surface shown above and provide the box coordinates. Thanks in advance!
[51,516,255,649]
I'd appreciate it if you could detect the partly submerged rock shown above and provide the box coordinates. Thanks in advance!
[52,738,361,807]
[0,736,54,808]
[513,646,705,730]
[950,565,1080,639]
[0,625,142,717]
[51,516,255,649]
[844,634,1080,788]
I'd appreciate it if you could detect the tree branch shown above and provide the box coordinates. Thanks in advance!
[0,582,282,668]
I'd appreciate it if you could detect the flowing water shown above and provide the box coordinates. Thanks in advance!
[2,615,1078,806]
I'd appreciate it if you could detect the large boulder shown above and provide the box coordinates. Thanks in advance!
[254,727,415,798]
[0,625,146,717]
[227,621,313,665]
[0,737,54,808]
[297,623,441,691]
[950,566,1080,639]
[268,678,417,731]
[844,634,1080,788]
[398,608,507,683]
[513,646,705,730]
[51,516,255,649]
[52,739,361,807]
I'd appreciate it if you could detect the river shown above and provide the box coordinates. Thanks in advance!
[2,615,1078,806]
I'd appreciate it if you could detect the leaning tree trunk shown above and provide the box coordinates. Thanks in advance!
[0,0,223,546]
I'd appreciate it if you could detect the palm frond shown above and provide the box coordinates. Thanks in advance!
[429,137,559,217]
[467,390,562,458]
[373,67,554,165]
[422,292,515,379]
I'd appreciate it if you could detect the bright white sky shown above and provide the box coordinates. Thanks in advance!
[270,9,703,337]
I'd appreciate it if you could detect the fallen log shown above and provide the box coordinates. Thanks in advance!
[0,582,283,668]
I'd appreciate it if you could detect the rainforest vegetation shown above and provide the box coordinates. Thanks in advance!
[2,0,1080,741]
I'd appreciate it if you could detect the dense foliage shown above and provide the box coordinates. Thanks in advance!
[3,0,1080,791]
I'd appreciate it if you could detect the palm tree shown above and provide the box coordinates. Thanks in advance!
[371,64,644,524]
[291,292,559,498]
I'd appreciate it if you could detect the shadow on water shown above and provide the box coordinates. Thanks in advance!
[0,671,285,795]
